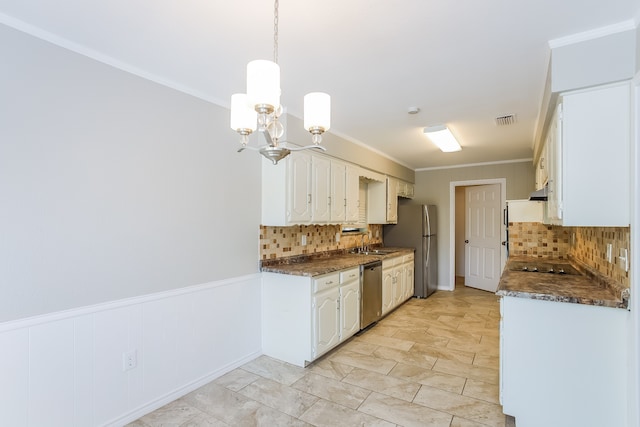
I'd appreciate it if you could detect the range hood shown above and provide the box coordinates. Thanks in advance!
[529,186,548,201]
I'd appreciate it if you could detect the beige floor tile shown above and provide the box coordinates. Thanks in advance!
[414,385,505,427]
[392,329,451,347]
[372,345,437,369]
[307,358,355,380]
[366,324,400,337]
[214,368,260,392]
[388,362,466,394]
[473,353,500,370]
[291,372,371,409]
[179,412,231,426]
[138,399,210,427]
[433,358,499,385]
[328,349,397,375]
[358,391,452,427]
[463,378,500,404]
[427,326,483,343]
[241,355,307,386]
[299,399,395,427]
[238,378,319,418]
[336,339,379,355]
[355,332,415,351]
[410,342,475,364]
[446,339,500,357]
[342,367,421,401]
[450,415,497,427]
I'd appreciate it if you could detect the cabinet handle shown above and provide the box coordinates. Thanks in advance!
[344,198,347,207]
[328,196,331,206]
[308,194,312,204]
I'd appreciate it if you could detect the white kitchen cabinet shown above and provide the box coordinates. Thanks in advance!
[368,176,399,224]
[543,82,630,226]
[339,267,361,341]
[345,164,360,223]
[402,253,415,300]
[330,160,347,222]
[382,255,409,315]
[262,152,362,226]
[500,296,628,427]
[262,267,361,367]
[313,285,340,357]
[397,180,415,199]
[311,155,331,223]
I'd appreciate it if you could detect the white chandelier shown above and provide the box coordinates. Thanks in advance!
[230,0,331,165]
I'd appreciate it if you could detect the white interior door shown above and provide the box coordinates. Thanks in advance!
[465,184,501,292]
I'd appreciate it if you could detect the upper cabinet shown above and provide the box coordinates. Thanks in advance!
[543,82,630,226]
[262,152,361,226]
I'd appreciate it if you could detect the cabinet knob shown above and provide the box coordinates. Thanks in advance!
[465,240,469,243]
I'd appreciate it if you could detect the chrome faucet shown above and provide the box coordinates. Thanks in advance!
[361,234,370,252]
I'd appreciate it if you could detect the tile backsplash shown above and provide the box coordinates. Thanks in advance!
[260,224,383,260]
[509,222,630,289]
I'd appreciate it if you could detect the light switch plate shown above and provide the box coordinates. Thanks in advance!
[606,244,613,263]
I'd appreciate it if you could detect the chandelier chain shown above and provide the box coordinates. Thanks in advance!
[273,0,279,64]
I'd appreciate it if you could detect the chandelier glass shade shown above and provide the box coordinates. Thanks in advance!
[230,0,331,164]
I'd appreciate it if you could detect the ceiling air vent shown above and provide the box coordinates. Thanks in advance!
[495,114,517,126]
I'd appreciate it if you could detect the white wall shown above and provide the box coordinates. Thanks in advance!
[0,23,261,321]
[0,23,263,425]
[414,161,534,289]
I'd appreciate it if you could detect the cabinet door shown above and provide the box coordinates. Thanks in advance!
[330,161,347,222]
[311,155,331,223]
[340,281,360,341]
[288,152,312,223]
[345,164,360,223]
[382,267,394,315]
[545,107,562,224]
[403,261,414,300]
[391,266,403,308]
[313,287,340,358]
[386,178,398,223]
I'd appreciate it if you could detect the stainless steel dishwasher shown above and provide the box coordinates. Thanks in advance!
[361,261,382,329]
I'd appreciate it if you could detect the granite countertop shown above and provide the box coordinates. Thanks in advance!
[496,256,629,309]
[260,247,414,277]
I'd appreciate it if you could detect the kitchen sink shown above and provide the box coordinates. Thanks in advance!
[349,248,398,256]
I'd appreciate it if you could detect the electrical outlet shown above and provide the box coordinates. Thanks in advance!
[335,232,340,243]
[301,235,307,246]
[606,244,613,263]
[618,248,629,272]
[122,350,137,372]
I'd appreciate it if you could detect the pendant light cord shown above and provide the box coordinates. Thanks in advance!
[273,0,279,64]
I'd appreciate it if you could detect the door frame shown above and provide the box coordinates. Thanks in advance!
[449,178,506,291]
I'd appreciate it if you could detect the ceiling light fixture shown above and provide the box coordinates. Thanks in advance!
[423,125,462,152]
[230,0,331,165]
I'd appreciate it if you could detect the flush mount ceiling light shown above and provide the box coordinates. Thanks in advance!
[230,0,331,165]
[423,125,462,152]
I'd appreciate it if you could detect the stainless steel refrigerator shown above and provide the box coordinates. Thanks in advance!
[383,204,437,298]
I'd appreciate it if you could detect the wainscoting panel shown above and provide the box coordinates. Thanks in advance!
[0,274,262,427]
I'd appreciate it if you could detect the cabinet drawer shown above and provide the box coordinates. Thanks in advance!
[313,272,340,293]
[340,267,360,284]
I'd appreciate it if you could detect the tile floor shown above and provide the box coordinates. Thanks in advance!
[128,284,507,427]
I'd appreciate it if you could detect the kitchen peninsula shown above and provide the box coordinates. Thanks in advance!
[497,254,630,427]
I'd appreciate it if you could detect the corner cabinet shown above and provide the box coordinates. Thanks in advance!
[262,267,361,367]
[543,82,631,226]
[262,152,360,226]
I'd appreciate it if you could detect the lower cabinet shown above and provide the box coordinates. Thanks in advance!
[262,267,361,367]
[382,254,414,316]
[500,296,628,427]
[313,286,340,357]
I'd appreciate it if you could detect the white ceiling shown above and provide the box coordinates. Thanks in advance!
[0,0,638,170]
